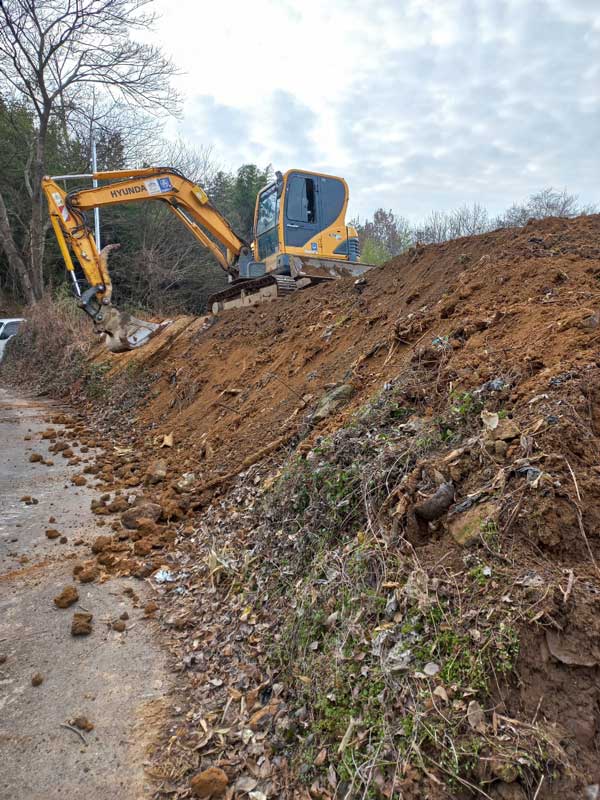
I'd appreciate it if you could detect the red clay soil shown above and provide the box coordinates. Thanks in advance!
[92,214,600,495]
[54,214,600,798]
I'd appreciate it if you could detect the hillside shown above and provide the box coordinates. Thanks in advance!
[4,213,600,799]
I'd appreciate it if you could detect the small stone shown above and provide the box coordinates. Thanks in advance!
[133,538,153,556]
[146,459,167,484]
[174,472,196,493]
[78,566,98,584]
[31,672,44,686]
[91,535,111,554]
[53,586,79,609]
[491,758,519,783]
[121,502,162,530]
[494,440,509,458]
[112,620,126,632]
[143,601,159,616]
[71,716,94,732]
[448,502,498,546]
[120,611,129,620]
[72,475,87,486]
[494,418,520,441]
[107,497,129,513]
[29,453,43,463]
[190,767,229,798]
[48,516,56,523]
[0,654,6,665]
[71,612,93,636]
[45,529,61,540]
[313,384,355,422]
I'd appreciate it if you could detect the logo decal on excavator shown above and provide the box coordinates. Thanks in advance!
[110,184,147,199]
[52,191,70,222]
[144,177,173,195]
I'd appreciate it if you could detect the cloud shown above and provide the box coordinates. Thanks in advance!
[153,0,599,220]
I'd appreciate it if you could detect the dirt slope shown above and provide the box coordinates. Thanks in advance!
[95,214,600,493]
[9,214,600,799]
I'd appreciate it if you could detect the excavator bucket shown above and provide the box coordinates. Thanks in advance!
[94,306,170,353]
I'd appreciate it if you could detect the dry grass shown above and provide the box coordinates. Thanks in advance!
[0,293,95,395]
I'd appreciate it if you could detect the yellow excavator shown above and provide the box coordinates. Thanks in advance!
[42,166,371,352]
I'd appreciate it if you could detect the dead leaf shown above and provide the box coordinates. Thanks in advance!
[467,699,486,733]
[315,748,328,766]
[433,685,448,703]
[481,410,499,431]
[160,432,174,448]
[235,776,258,793]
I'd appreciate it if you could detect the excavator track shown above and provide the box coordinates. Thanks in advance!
[208,274,298,315]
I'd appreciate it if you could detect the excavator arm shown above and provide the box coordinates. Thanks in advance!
[42,167,250,351]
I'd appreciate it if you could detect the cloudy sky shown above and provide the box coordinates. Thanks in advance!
[149,0,599,221]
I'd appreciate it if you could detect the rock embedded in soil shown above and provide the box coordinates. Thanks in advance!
[313,383,355,422]
[31,672,44,686]
[107,496,129,513]
[133,538,154,556]
[53,586,79,608]
[71,612,93,636]
[121,502,162,530]
[146,459,167,484]
[448,502,497,546]
[190,767,229,798]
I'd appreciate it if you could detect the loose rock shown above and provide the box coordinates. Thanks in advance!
[53,586,79,609]
[71,612,93,636]
[121,502,162,530]
[190,767,229,798]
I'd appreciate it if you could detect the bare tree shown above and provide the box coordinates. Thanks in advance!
[0,0,179,303]
[494,187,597,229]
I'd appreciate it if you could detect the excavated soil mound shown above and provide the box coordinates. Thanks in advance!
[51,214,600,799]
[94,214,600,496]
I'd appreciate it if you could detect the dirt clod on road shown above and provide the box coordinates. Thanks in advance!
[53,585,79,608]
[71,611,93,635]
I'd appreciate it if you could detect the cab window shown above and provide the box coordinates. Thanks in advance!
[287,176,317,224]
[256,186,279,235]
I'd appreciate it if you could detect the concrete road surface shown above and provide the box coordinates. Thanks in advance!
[0,386,170,800]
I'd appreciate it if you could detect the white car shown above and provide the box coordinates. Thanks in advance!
[0,317,25,361]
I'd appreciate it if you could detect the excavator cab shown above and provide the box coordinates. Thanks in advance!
[253,169,361,269]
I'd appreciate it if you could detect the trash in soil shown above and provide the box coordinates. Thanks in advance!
[154,568,176,583]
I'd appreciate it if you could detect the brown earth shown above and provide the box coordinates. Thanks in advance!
[8,214,600,799]
[88,214,600,498]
